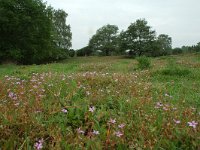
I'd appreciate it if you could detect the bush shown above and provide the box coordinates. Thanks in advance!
[136,56,151,70]
[69,49,75,57]
[172,48,183,55]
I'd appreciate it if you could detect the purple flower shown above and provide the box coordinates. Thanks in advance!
[118,123,126,129]
[93,130,100,135]
[61,108,68,113]
[109,118,116,124]
[115,131,123,137]
[89,106,95,113]
[8,92,17,100]
[8,92,14,98]
[34,139,44,150]
[188,121,198,129]
[173,119,181,124]
[77,128,84,134]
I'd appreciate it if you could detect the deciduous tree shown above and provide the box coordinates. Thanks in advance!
[89,24,119,56]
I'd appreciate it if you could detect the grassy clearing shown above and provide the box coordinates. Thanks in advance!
[0,54,199,149]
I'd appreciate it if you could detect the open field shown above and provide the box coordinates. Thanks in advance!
[0,54,200,149]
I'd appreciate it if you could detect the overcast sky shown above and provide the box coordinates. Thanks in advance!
[45,0,200,49]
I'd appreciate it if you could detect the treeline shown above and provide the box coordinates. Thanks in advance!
[1,1,199,64]
[0,0,72,64]
[77,19,200,57]
[77,19,172,57]
[172,43,200,55]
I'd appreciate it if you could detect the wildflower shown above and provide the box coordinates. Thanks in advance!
[109,118,116,124]
[93,130,100,135]
[115,131,123,137]
[89,106,95,113]
[155,102,163,109]
[34,139,44,150]
[118,123,126,129]
[156,102,163,107]
[8,92,17,100]
[173,119,181,124]
[61,108,68,113]
[77,128,84,134]
[188,121,198,129]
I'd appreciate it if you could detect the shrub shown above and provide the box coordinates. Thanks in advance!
[172,48,183,55]
[136,56,151,70]
[69,49,75,57]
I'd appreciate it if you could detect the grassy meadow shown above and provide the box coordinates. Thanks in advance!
[0,54,200,149]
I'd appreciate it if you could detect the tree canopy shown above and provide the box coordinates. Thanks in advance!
[89,24,119,56]
[157,34,172,55]
[0,0,72,64]
[119,19,156,56]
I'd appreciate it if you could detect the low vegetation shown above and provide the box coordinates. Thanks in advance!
[0,54,199,149]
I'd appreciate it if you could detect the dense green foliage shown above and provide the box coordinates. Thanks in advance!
[171,42,200,55]
[0,54,199,149]
[89,24,119,56]
[136,56,151,70]
[0,0,71,64]
[76,46,93,56]
[156,34,172,56]
[83,19,173,57]
[120,19,156,56]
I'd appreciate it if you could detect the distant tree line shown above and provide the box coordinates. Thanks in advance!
[0,0,72,64]
[77,19,173,57]
[172,42,200,55]
[77,19,200,57]
[0,0,199,64]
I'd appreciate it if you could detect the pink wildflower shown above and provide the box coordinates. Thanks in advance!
[115,131,123,137]
[173,119,181,124]
[34,139,44,150]
[77,128,84,134]
[109,118,116,124]
[8,92,17,100]
[89,106,95,113]
[118,123,126,129]
[188,121,198,129]
[61,109,68,113]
